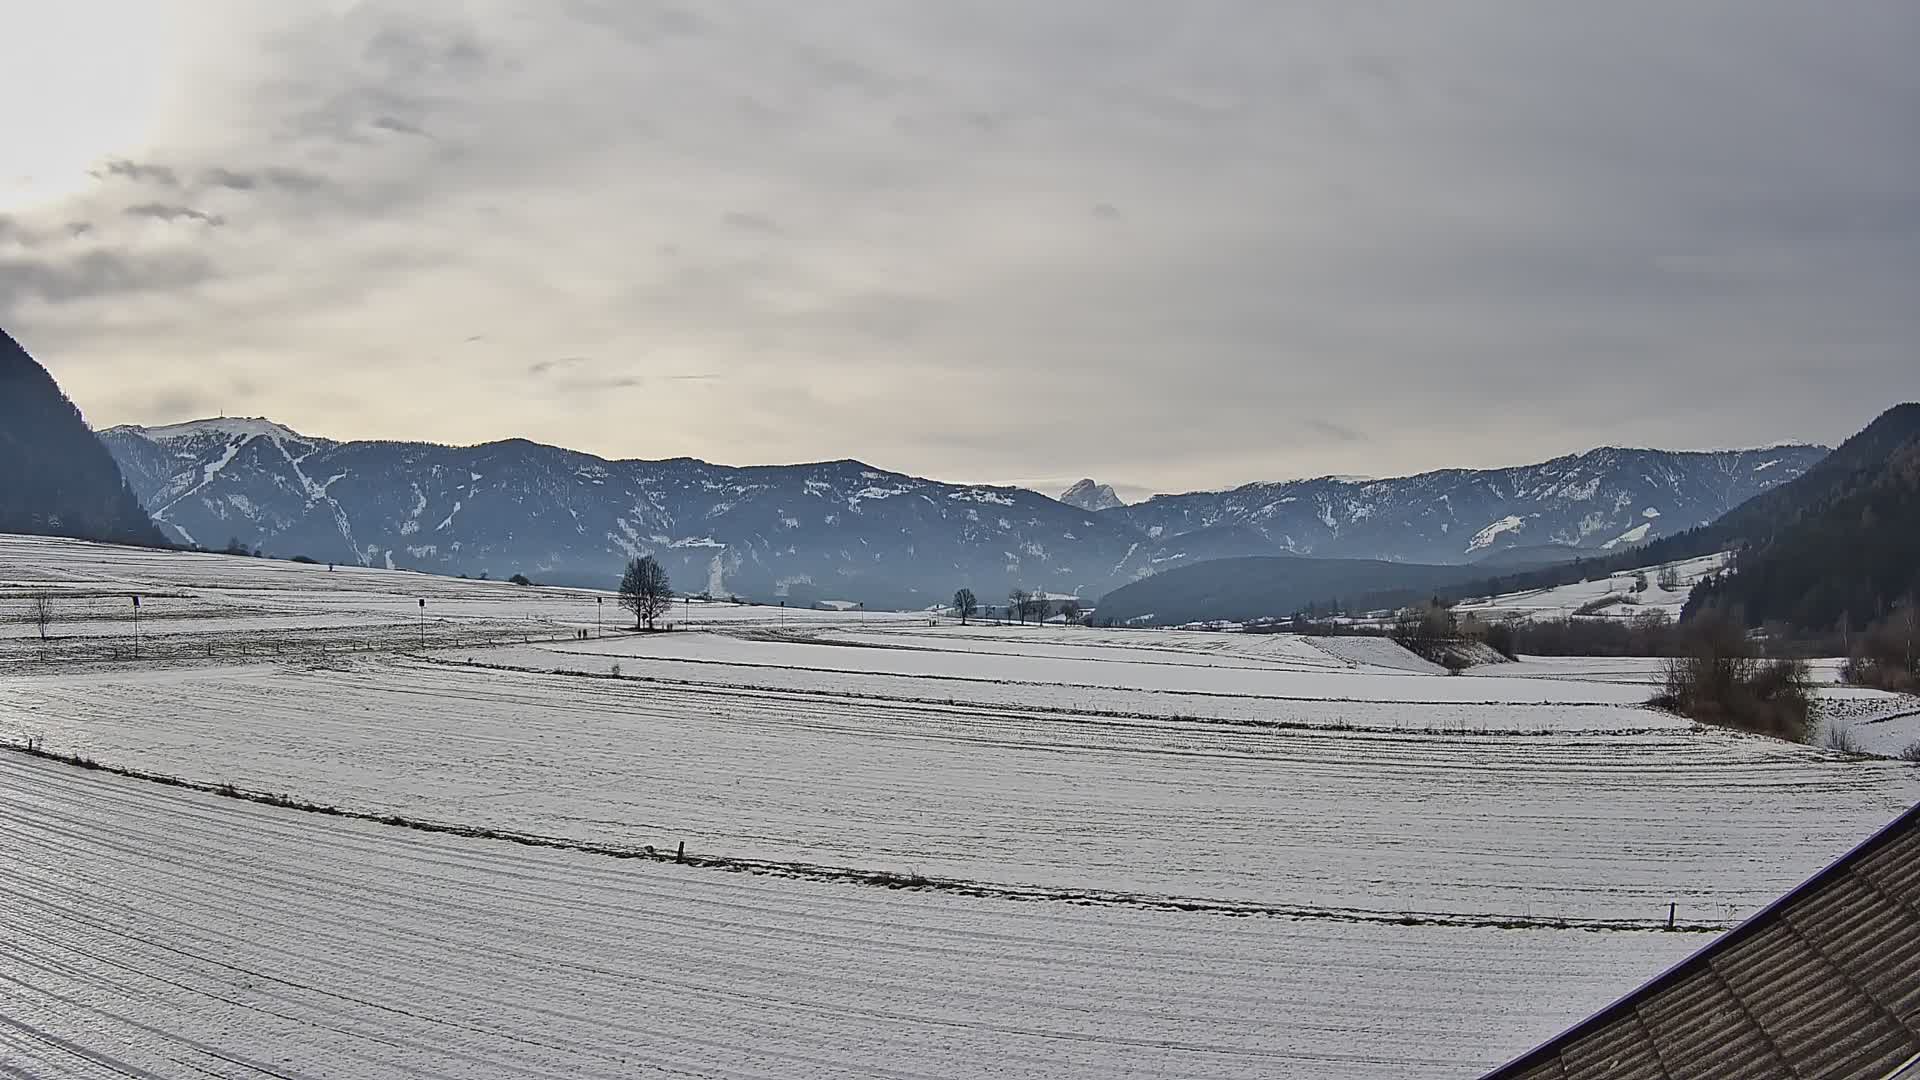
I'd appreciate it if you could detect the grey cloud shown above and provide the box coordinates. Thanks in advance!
[527,354,710,393]
[202,167,259,190]
[20,1,1918,490]
[65,223,92,238]
[1308,420,1361,444]
[201,165,334,193]
[93,158,180,187]
[723,211,779,233]
[557,2,706,43]
[123,204,226,227]
[145,386,220,419]
[527,356,588,376]
[0,250,216,315]
[372,115,429,137]
[0,216,35,246]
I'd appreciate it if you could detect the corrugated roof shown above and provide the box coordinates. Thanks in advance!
[1484,803,1920,1080]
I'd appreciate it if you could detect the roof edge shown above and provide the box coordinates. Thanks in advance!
[1481,799,1920,1078]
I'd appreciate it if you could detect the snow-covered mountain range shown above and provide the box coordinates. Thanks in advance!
[1110,445,1828,567]
[100,418,1825,604]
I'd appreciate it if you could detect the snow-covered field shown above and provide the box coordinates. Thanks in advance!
[0,751,1701,1080]
[0,533,921,663]
[2,534,1916,1077]
[1453,552,1729,622]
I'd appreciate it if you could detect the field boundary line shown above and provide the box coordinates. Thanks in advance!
[424,654,1681,739]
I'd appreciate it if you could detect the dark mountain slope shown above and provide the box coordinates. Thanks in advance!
[1685,423,1920,631]
[0,328,166,547]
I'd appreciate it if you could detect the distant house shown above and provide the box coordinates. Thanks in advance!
[1483,802,1920,1079]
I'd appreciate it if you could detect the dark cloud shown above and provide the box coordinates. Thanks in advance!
[123,204,226,227]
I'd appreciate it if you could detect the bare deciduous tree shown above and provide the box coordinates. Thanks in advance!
[619,556,673,630]
[1008,588,1030,625]
[952,588,977,625]
[1057,598,1082,625]
[30,594,52,642]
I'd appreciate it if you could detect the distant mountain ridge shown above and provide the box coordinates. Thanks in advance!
[1109,445,1828,566]
[0,329,165,548]
[1059,479,1124,512]
[100,417,1826,605]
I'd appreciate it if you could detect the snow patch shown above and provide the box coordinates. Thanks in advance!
[1601,523,1652,549]
[1466,515,1526,552]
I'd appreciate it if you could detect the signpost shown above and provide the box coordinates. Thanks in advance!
[597,595,603,637]
[131,595,140,659]
[418,598,426,648]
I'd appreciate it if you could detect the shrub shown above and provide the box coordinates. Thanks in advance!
[509,573,533,586]
[1899,741,1920,763]
[1482,619,1521,661]
[1821,723,1863,754]
[1655,613,1813,742]
[290,554,318,564]
[1576,594,1636,616]
[1840,612,1919,692]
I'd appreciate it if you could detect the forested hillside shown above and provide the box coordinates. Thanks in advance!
[1687,432,1920,632]
[0,329,166,548]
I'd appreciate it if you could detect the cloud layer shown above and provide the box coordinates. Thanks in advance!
[2,0,1915,497]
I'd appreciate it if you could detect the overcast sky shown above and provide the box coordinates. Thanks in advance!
[2,1,1914,500]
